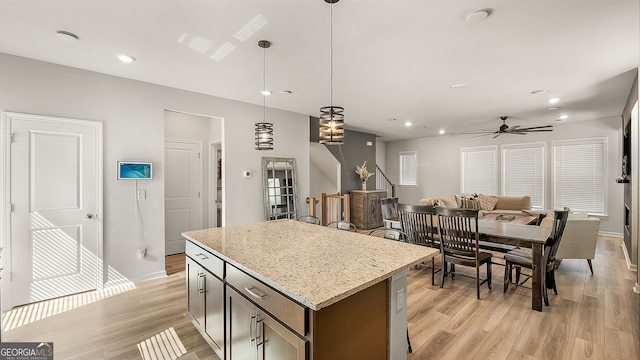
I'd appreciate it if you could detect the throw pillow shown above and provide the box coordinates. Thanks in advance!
[476,194,498,211]
[460,198,480,210]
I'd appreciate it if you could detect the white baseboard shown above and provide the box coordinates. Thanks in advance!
[131,270,168,284]
[621,243,638,272]
[598,231,623,238]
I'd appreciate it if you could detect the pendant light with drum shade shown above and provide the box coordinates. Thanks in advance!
[255,40,274,150]
[319,0,344,145]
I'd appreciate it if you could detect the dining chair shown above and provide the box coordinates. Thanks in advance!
[503,209,569,306]
[397,204,441,285]
[326,220,357,232]
[368,228,408,241]
[380,197,399,221]
[297,215,321,225]
[436,207,492,300]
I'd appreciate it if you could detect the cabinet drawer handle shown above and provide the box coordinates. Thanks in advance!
[196,253,209,260]
[249,314,256,344]
[244,286,266,300]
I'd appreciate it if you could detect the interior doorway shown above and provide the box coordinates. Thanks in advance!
[163,110,223,255]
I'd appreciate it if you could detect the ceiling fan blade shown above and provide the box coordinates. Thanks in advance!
[492,133,501,139]
[464,131,500,138]
[518,129,554,133]
[517,125,554,131]
[509,125,521,130]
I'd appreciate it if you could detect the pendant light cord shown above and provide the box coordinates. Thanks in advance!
[330,0,334,108]
[263,45,267,122]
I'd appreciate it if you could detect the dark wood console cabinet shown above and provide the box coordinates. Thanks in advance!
[350,190,386,230]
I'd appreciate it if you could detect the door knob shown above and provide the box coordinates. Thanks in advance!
[85,214,94,219]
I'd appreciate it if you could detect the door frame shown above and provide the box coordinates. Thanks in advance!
[1,112,104,309]
[208,140,222,228]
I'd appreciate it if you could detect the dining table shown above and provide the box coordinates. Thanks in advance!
[385,215,552,311]
[478,220,551,311]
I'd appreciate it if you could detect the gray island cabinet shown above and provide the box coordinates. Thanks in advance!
[182,220,437,360]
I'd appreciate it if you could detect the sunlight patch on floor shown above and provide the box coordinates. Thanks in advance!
[1,282,136,331]
[137,327,187,360]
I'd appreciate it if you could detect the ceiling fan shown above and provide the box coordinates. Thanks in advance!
[470,116,553,138]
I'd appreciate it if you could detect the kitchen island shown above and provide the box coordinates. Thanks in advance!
[182,219,438,360]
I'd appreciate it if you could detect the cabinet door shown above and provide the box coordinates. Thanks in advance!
[186,257,205,327]
[227,287,258,360]
[257,312,307,360]
[205,273,225,357]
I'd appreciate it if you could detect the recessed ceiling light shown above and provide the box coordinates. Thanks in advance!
[56,30,79,42]
[280,90,292,95]
[404,121,412,127]
[439,129,446,135]
[465,9,490,23]
[548,97,560,104]
[451,83,468,89]
[559,114,569,120]
[117,54,136,63]
[261,90,272,96]
[546,106,559,111]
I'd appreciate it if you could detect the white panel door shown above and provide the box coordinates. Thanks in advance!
[8,113,101,307]
[165,140,202,255]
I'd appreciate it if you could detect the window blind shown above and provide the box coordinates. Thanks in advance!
[461,147,496,194]
[399,151,417,185]
[553,138,606,215]
[502,143,545,209]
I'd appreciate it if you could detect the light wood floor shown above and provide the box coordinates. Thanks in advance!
[3,236,638,359]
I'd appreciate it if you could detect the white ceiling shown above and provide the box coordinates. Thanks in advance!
[1,1,638,141]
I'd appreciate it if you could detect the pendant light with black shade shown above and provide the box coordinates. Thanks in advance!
[319,0,344,145]
[255,40,274,150]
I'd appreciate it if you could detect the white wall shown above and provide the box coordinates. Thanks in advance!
[0,52,309,285]
[385,117,624,234]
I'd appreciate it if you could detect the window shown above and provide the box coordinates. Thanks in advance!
[399,151,417,185]
[502,143,545,209]
[553,138,606,215]
[461,146,497,194]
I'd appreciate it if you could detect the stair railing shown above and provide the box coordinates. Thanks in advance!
[375,165,396,198]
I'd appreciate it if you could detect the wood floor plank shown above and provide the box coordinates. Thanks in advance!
[570,337,605,360]
[575,294,605,346]
[511,310,553,357]
[435,325,487,360]
[539,298,580,360]
[470,299,532,360]
[604,328,638,360]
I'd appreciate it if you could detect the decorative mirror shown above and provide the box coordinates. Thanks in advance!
[262,157,298,221]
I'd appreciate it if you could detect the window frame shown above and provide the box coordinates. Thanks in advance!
[460,145,497,195]
[551,137,607,216]
[501,142,546,210]
[399,151,417,186]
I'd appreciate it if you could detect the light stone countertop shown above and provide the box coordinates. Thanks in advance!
[182,219,438,311]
